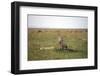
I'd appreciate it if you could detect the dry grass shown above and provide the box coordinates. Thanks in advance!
[28,28,88,61]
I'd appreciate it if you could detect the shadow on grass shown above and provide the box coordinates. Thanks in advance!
[54,48,76,52]
[66,48,75,52]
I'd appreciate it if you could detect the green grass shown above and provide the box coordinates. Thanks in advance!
[28,28,88,61]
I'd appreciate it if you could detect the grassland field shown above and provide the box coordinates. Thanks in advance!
[28,28,88,61]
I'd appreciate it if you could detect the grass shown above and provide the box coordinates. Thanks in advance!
[28,28,88,61]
